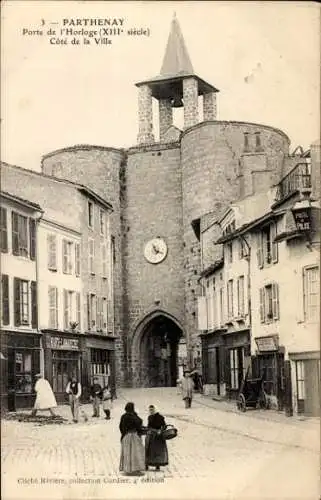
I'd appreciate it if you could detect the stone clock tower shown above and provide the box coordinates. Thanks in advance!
[123,14,220,386]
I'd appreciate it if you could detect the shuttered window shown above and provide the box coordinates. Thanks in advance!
[0,207,8,253]
[102,297,108,332]
[227,280,234,319]
[62,240,73,274]
[47,234,57,270]
[237,276,245,317]
[12,212,28,257]
[1,274,9,325]
[259,283,280,323]
[102,243,108,278]
[87,293,96,331]
[48,286,58,328]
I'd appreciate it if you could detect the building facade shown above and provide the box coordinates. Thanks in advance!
[1,15,319,399]
[198,148,320,416]
[0,191,42,411]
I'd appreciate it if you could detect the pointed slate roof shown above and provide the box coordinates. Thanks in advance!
[160,13,194,77]
[135,14,219,96]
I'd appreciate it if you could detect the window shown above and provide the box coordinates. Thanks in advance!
[227,279,234,319]
[100,210,106,236]
[15,352,33,393]
[226,242,233,264]
[12,212,28,257]
[303,266,319,322]
[48,286,58,328]
[1,274,9,325]
[230,348,245,390]
[102,242,108,278]
[259,283,279,323]
[13,278,30,325]
[29,219,36,261]
[47,234,57,270]
[237,276,245,317]
[62,240,73,274]
[89,238,95,274]
[243,132,250,153]
[63,289,74,329]
[238,239,245,259]
[257,223,278,268]
[75,243,80,277]
[255,132,263,152]
[90,349,110,376]
[0,207,8,253]
[296,361,305,400]
[88,201,94,228]
[87,293,96,331]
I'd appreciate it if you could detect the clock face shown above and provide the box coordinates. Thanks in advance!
[144,238,168,264]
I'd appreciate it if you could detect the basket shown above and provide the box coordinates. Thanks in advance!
[162,424,178,440]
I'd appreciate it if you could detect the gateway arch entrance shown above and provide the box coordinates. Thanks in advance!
[133,313,183,387]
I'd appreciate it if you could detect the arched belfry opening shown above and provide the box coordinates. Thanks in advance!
[132,312,183,387]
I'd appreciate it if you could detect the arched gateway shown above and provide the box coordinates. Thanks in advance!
[131,311,183,388]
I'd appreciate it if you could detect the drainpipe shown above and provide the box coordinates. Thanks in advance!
[35,211,44,375]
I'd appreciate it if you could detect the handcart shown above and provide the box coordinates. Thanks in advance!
[236,369,268,412]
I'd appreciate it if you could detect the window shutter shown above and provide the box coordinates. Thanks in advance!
[0,208,8,253]
[75,243,80,276]
[92,295,96,328]
[47,234,57,270]
[63,289,69,329]
[96,297,101,330]
[107,299,113,333]
[87,294,91,330]
[48,286,57,328]
[272,283,279,320]
[1,274,9,325]
[14,277,21,326]
[89,239,95,274]
[102,243,107,277]
[271,222,278,264]
[12,212,19,255]
[62,240,68,273]
[256,233,263,269]
[76,292,81,330]
[259,287,265,323]
[197,296,208,330]
[31,281,38,328]
[29,219,36,261]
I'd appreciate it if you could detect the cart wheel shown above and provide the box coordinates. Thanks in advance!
[237,394,246,412]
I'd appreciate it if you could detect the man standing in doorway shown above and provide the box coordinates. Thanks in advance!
[181,371,194,408]
[90,376,103,417]
[66,375,82,423]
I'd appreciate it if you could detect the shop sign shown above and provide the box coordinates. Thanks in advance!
[255,335,279,352]
[292,208,311,231]
[50,336,79,351]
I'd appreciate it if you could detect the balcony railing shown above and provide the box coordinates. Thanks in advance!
[276,162,311,202]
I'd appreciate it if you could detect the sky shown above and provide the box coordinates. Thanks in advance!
[1,1,320,172]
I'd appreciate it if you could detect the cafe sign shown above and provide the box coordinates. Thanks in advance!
[255,335,279,352]
[50,336,80,351]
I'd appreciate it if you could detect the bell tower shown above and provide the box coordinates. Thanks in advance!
[135,13,219,144]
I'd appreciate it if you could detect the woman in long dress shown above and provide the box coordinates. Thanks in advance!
[31,374,57,417]
[119,402,145,476]
[145,405,168,471]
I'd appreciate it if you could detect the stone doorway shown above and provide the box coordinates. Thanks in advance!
[133,313,183,388]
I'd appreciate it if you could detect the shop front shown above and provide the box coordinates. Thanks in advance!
[83,336,116,399]
[289,351,320,417]
[252,335,285,410]
[222,329,251,400]
[200,330,226,397]
[42,330,84,404]
[2,331,41,411]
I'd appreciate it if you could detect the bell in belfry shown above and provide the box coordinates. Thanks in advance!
[170,94,184,108]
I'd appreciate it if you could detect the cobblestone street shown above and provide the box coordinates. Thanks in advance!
[2,388,319,500]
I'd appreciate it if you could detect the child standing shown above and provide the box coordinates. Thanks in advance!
[102,385,113,420]
[90,377,103,418]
